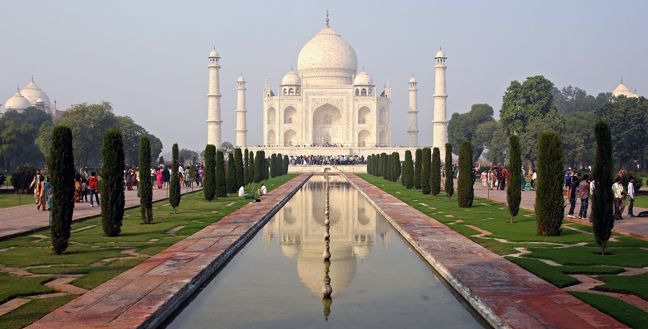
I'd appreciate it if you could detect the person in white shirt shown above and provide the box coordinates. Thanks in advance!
[260,185,267,196]
[238,185,245,198]
[628,177,636,217]
[612,177,624,220]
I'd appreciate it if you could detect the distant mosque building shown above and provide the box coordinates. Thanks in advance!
[2,78,62,118]
[612,79,639,98]
[206,15,449,156]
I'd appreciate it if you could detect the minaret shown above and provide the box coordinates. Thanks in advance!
[407,75,418,147]
[433,49,447,155]
[235,74,247,147]
[207,48,222,147]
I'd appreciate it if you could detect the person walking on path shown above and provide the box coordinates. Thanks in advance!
[88,172,100,207]
[567,174,580,218]
[481,170,488,188]
[531,170,537,190]
[156,168,163,189]
[29,170,42,204]
[36,175,46,211]
[612,176,624,220]
[578,174,590,219]
[628,176,636,217]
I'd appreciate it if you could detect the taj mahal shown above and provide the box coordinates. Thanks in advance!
[206,18,449,157]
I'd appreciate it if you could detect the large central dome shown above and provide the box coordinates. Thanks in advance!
[297,27,358,86]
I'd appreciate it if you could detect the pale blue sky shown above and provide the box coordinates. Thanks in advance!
[1,0,646,152]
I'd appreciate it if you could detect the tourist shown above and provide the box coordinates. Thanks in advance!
[88,172,100,207]
[156,167,163,189]
[612,177,624,220]
[260,184,267,196]
[29,169,42,204]
[125,168,133,191]
[36,175,46,211]
[481,170,488,188]
[500,167,508,190]
[163,166,171,188]
[74,175,82,202]
[43,176,52,211]
[567,175,579,218]
[238,185,245,198]
[564,168,572,188]
[627,176,635,217]
[81,175,88,202]
[531,170,537,190]
[578,175,590,220]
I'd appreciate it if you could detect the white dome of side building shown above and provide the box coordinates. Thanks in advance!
[2,78,55,115]
[612,80,639,98]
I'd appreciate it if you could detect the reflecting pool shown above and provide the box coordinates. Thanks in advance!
[167,175,485,328]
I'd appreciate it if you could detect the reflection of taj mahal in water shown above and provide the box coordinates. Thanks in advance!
[263,175,391,295]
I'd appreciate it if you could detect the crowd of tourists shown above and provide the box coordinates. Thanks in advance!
[289,155,366,166]
[564,169,637,220]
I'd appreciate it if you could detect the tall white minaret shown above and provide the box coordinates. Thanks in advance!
[235,74,247,147]
[433,49,447,155]
[407,75,418,147]
[207,48,222,147]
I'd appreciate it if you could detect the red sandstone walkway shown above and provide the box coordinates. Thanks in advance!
[347,174,626,329]
[0,186,202,240]
[27,174,311,329]
[473,184,648,240]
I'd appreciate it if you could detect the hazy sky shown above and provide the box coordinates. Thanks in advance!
[2,0,646,152]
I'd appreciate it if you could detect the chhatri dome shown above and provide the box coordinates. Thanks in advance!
[612,80,639,98]
[2,78,56,115]
[281,70,301,86]
[297,26,358,86]
[21,80,51,110]
[4,90,33,112]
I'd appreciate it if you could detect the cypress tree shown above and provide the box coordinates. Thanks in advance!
[591,121,614,255]
[393,152,401,182]
[402,151,414,188]
[49,126,75,254]
[283,155,289,175]
[139,136,153,224]
[414,149,422,189]
[386,153,393,181]
[535,131,564,236]
[457,141,474,208]
[377,154,383,177]
[203,144,216,201]
[421,147,431,194]
[270,154,278,178]
[249,150,256,184]
[215,150,227,197]
[445,143,454,198]
[254,150,263,183]
[234,148,244,188]
[226,153,237,193]
[243,149,250,185]
[169,143,181,212]
[381,153,389,180]
[101,128,125,236]
[507,135,522,223]
[431,147,441,196]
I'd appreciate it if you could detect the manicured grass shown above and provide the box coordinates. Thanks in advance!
[598,273,648,301]
[570,292,648,328]
[635,195,648,209]
[0,194,29,209]
[0,174,298,329]
[359,174,648,323]
[0,295,76,329]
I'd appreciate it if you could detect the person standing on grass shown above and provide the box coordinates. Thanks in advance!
[612,176,624,220]
[627,176,635,217]
[88,172,100,207]
[567,174,580,218]
[578,174,590,219]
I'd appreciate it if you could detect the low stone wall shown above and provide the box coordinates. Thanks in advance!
[288,165,367,173]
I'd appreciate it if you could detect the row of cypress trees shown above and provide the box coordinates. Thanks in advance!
[269,153,290,178]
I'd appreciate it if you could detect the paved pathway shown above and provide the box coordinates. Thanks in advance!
[27,174,311,329]
[473,184,648,240]
[0,186,202,240]
[347,174,625,329]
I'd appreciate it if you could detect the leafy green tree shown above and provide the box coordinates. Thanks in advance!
[169,143,181,212]
[457,142,474,207]
[179,149,200,165]
[500,76,559,136]
[215,150,227,197]
[414,149,422,189]
[101,128,125,237]
[234,148,244,188]
[519,116,564,168]
[203,144,216,201]
[562,112,596,168]
[596,96,648,168]
[421,148,431,195]
[535,131,564,236]
[10,165,36,193]
[49,126,75,254]
[447,103,495,159]
[139,136,153,223]
[226,153,237,193]
[507,135,522,222]
[552,86,609,115]
[478,121,508,164]
[445,143,454,198]
[0,107,51,171]
[254,150,264,183]
[402,150,414,188]
[591,121,615,255]
[431,147,441,196]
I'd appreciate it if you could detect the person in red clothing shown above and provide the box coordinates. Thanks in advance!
[88,172,100,207]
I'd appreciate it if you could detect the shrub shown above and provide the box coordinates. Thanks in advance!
[101,128,125,237]
[243,149,250,185]
[215,150,227,197]
[414,149,422,189]
[421,147,431,194]
[380,153,388,180]
[139,136,153,224]
[203,144,216,201]
[169,143,181,212]
[403,150,414,188]
[254,150,264,183]
[226,153,237,193]
[234,148,244,188]
[49,126,75,254]
[458,141,474,208]
[248,150,255,184]
[591,122,614,254]
[283,155,289,175]
[536,131,564,236]
[445,143,454,198]
[10,165,35,194]
[507,135,521,221]
[431,147,441,196]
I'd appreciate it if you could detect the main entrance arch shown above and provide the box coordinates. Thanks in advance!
[312,104,342,146]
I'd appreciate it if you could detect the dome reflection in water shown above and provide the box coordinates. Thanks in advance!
[167,176,484,329]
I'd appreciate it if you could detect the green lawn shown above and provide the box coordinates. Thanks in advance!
[634,195,648,209]
[0,194,30,209]
[0,174,297,329]
[359,174,648,328]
